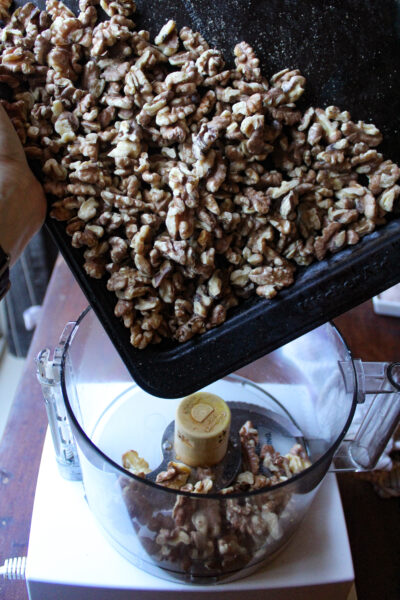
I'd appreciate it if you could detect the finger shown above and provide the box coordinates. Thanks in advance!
[0,103,27,163]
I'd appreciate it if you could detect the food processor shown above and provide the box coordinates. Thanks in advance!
[29,305,400,597]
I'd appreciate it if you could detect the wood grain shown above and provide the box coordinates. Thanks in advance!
[0,256,87,600]
[334,303,400,600]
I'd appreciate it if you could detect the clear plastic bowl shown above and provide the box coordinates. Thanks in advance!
[61,307,356,583]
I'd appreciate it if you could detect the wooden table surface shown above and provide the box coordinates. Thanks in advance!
[0,255,399,600]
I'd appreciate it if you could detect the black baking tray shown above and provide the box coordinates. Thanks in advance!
[25,0,400,397]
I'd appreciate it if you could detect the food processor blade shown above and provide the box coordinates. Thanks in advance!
[144,401,306,491]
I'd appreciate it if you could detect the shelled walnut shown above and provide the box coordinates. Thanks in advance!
[124,420,311,495]
[120,419,311,576]
[0,0,399,348]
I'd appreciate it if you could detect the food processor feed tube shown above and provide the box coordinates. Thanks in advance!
[36,309,400,583]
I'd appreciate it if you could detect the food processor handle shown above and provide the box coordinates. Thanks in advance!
[333,360,400,471]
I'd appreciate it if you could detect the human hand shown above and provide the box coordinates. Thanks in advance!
[0,104,46,266]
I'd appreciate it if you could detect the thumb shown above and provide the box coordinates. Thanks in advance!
[0,103,27,164]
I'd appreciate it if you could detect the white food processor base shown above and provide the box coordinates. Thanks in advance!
[26,431,355,600]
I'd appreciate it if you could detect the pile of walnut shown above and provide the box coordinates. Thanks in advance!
[120,421,311,573]
[122,420,311,493]
[1,0,400,348]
